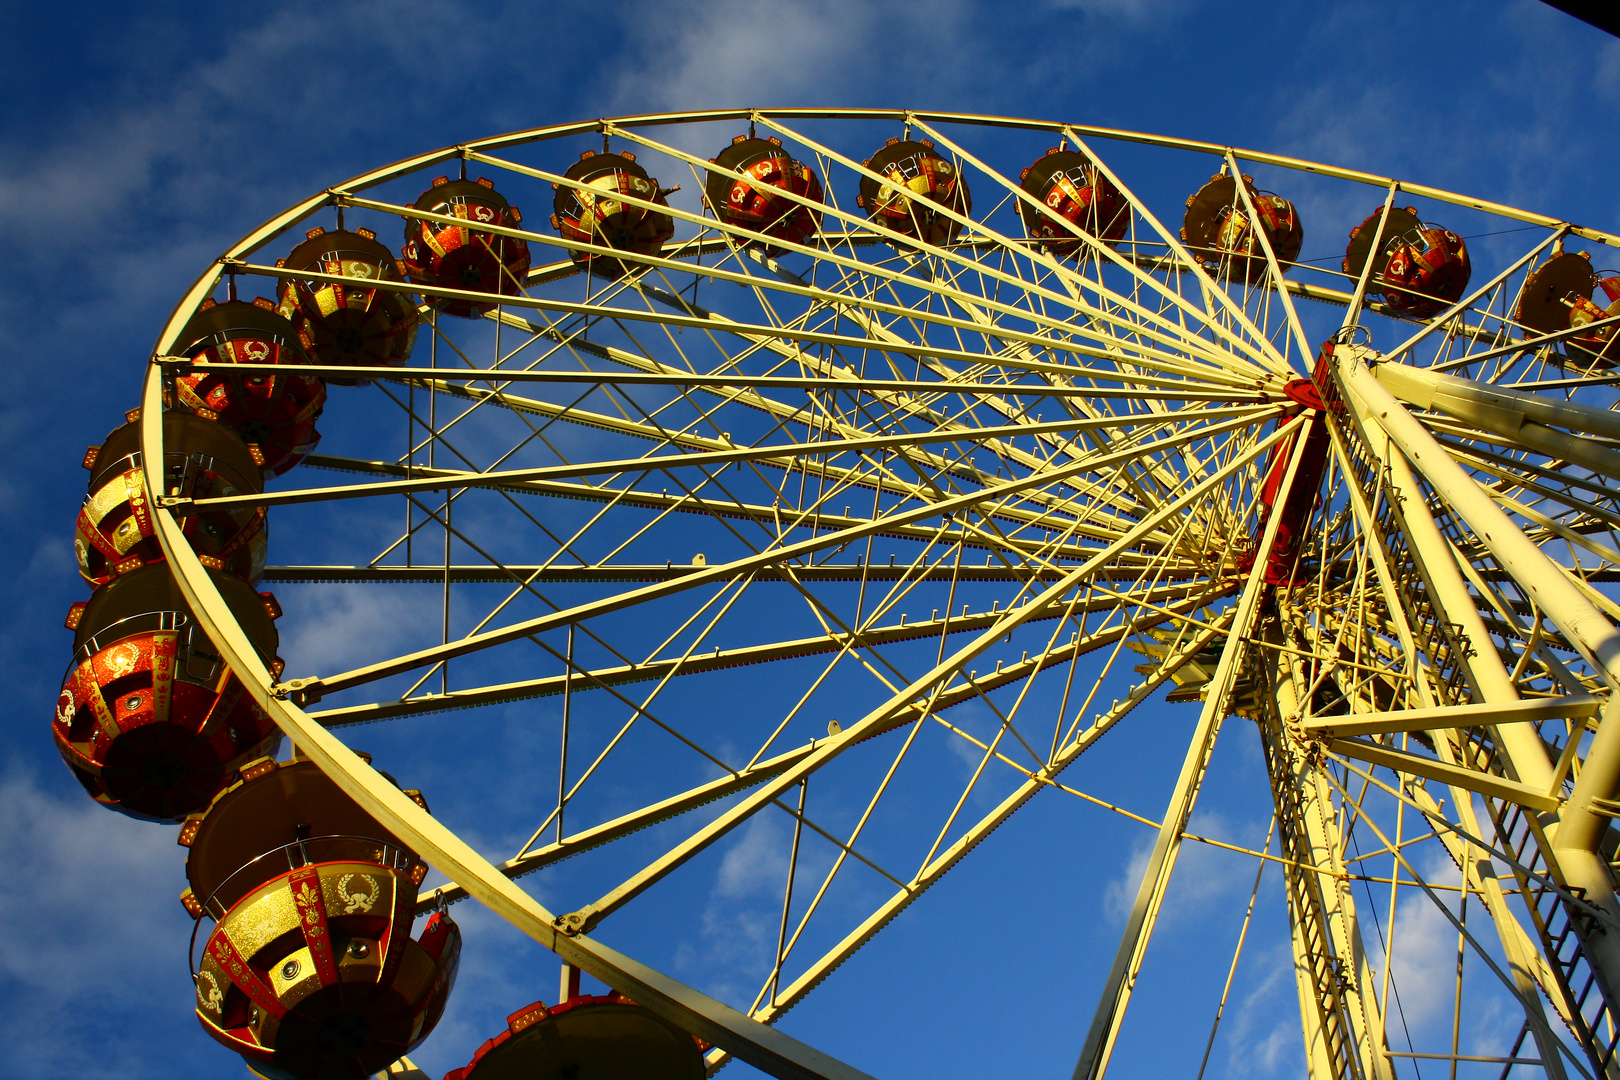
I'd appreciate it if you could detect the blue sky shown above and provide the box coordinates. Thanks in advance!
[2,3,1619,1079]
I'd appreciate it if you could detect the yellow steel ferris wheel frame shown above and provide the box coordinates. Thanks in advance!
[140,108,1620,1080]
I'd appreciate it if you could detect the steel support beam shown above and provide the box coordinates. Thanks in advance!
[1304,695,1598,739]
[1337,344,1620,1040]
[1288,609,1578,1080]
[1325,739,1558,812]
[1263,634,1392,1080]
[286,409,1278,701]
[1376,361,1620,483]
[701,614,1237,1074]
[562,419,1299,941]
[1072,417,1312,1080]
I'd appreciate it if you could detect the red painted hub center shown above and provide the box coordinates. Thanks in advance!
[1283,377,1324,411]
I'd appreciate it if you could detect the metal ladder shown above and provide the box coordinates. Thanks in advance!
[1324,371,1620,1076]
[1257,683,1366,1080]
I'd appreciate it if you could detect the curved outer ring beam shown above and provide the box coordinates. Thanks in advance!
[151,107,1616,287]
[138,364,878,1080]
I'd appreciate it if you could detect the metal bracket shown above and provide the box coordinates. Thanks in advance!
[274,678,325,706]
[555,909,593,936]
[1589,797,1620,819]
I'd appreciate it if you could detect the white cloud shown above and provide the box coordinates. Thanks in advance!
[0,766,575,1080]
[1043,0,1193,18]
[274,583,433,680]
[0,768,222,1078]
[607,0,980,117]
[1103,809,1265,925]
[716,812,790,898]
[671,814,788,1005]
[0,5,504,254]
[1104,833,1153,923]
[0,769,183,992]
[1220,941,1302,1078]
[1385,895,1458,1033]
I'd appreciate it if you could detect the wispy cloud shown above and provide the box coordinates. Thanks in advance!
[0,768,224,1078]
[1103,809,1265,925]
[716,811,792,899]
[274,583,434,680]
[607,0,974,114]
[1220,941,1302,1078]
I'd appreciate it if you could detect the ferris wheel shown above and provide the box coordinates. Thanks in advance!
[52,108,1620,1080]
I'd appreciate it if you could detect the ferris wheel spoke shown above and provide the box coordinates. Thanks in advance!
[722,293,1218,537]
[484,299,1268,462]
[1075,414,1313,1080]
[465,150,1257,390]
[414,736,823,913]
[907,117,1278,380]
[227,409,1264,614]
[188,405,1211,514]
[307,566,1223,732]
[1458,468,1620,575]
[914,283,1162,452]
[1427,311,1620,383]
[612,598,1205,1022]
[345,381,608,572]
[242,251,1226,385]
[540,417,1290,957]
[1059,127,1298,380]
[614,274,1132,499]
[695,615,1237,1072]
[900,140,1276,383]
[1030,334,1223,509]
[294,453,918,558]
[1337,184,1402,338]
[722,253,1134,475]
[597,127,1264,385]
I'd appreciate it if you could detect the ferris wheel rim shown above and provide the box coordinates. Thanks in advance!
[137,362,889,1080]
[152,106,1620,359]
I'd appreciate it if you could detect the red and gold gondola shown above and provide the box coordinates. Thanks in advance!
[401,175,531,318]
[857,137,971,249]
[183,758,458,1080]
[1018,147,1128,258]
[54,564,282,821]
[703,134,823,251]
[550,150,675,279]
[1181,172,1302,283]
[277,227,418,383]
[170,296,326,477]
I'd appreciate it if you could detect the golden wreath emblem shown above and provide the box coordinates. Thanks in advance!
[103,642,140,680]
[337,874,376,914]
[197,969,225,1014]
